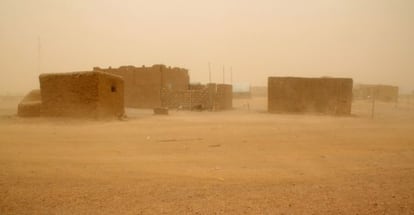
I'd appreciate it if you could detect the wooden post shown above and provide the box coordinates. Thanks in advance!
[37,37,41,74]
[230,66,233,84]
[371,86,377,119]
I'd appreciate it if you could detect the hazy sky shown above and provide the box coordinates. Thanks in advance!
[1,0,413,94]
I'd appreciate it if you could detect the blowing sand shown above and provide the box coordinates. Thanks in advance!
[1,97,414,214]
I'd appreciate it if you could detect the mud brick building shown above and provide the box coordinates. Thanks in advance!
[268,77,353,115]
[95,65,189,108]
[39,71,124,118]
[353,84,399,102]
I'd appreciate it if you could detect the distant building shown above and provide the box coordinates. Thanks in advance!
[250,86,267,97]
[353,84,399,102]
[95,65,189,108]
[268,77,353,115]
[96,65,232,111]
[232,83,251,99]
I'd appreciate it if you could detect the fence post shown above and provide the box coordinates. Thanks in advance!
[371,87,377,119]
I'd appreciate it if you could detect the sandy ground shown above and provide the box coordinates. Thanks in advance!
[1,96,414,214]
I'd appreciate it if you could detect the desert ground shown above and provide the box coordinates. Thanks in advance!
[0,96,414,214]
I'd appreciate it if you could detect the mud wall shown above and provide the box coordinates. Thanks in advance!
[17,89,42,117]
[96,65,189,108]
[39,71,124,118]
[97,73,125,117]
[268,77,353,115]
[215,84,233,110]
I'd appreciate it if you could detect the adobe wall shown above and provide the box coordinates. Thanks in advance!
[353,84,399,102]
[161,66,189,91]
[17,89,42,117]
[268,77,353,115]
[39,71,124,118]
[215,84,233,110]
[96,65,189,108]
[97,72,125,117]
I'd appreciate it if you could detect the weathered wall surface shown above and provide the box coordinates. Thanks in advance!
[96,65,189,108]
[97,73,125,117]
[17,89,42,117]
[161,66,189,91]
[161,83,232,111]
[353,84,399,102]
[161,89,210,110]
[39,71,124,118]
[216,84,233,110]
[268,77,353,115]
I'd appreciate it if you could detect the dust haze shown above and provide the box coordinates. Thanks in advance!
[1,0,414,214]
[1,0,414,94]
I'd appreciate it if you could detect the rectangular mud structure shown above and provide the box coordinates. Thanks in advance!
[39,71,124,118]
[95,65,189,108]
[268,77,353,115]
[353,84,399,102]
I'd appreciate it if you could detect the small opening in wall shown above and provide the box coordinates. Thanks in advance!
[111,85,117,92]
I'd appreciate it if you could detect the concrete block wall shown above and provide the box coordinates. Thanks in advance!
[161,83,233,111]
[161,87,211,110]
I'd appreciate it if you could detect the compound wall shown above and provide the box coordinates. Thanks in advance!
[216,84,233,110]
[268,77,353,115]
[96,65,189,108]
[161,83,232,111]
[17,89,42,117]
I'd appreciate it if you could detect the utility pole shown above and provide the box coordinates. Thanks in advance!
[371,86,377,119]
[208,62,211,83]
[222,65,225,84]
[37,37,41,74]
[230,66,233,84]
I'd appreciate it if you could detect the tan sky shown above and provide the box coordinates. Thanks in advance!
[1,0,413,94]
